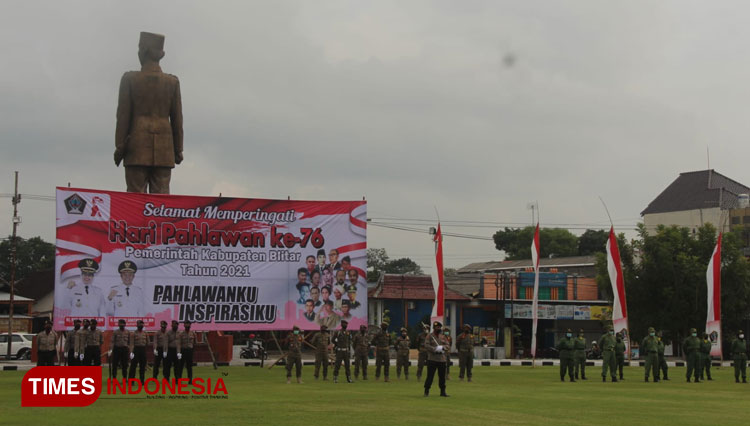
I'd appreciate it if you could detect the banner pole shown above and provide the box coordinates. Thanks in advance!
[203,332,217,370]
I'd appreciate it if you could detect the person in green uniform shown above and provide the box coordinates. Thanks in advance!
[372,322,392,382]
[682,327,701,383]
[353,325,369,380]
[285,326,304,384]
[730,330,747,383]
[416,323,429,380]
[332,320,353,383]
[700,332,712,381]
[312,325,331,380]
[600,325,618,382]
[395,327,410,380]
[556,328,575,382]
[573,329,587,380]
[456,324,474,382]
[615,332,626,380]
[641,327,659,382]
[656,331,668,380]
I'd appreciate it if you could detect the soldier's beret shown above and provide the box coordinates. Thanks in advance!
[433,321,443,327]
[78,258,99,273]
[118,261,137,273]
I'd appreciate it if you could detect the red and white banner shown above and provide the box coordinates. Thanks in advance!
[430,223,444,325]
[706,233,722,358]
[530,223,540,358]
[606,227,629,352]
[54,188,367,331]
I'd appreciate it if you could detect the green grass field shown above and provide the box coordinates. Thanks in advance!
[1,365,748,426]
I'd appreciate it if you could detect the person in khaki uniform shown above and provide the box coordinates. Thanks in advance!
[312,325,331,380]
[423,321,450,397]
[416,323,429,380]
[372,322,392,382]
[76,319,90,364]
[110,319,132,380]
[332,320,353,383]
[114,32,183,194]
[456,324,474,381]
[152,320,169,379]
[83,319,103,366]
[352,325,369,380]
[65,319,82,366]
[36,320,57,366]
[164,320,182,380]
[395,327,410,380]
[285,326,304,384]
[129,320,149,382]
[177,320,197,383]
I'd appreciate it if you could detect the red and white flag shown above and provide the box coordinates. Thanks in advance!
[606,227,629,352]
[530,223,540,359]
[430,223,445,325]
[706,233,722,358]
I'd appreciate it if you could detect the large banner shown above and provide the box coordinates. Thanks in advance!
[54,188,367,331]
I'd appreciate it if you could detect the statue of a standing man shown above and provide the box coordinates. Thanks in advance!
[115,32,183,194]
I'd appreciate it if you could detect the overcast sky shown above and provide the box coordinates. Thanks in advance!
[3,1,750,271]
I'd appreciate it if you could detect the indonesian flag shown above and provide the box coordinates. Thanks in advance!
[606,227,629,352]
[430,223,445,325]
[530,223,540,358]
[706,233,722,358]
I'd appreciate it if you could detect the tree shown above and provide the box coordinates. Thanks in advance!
[577,229,609,256]
[384,258,423,275]
[492,226,578,260]
[366,248,389,282]
[595,223,750,351]
[0,236,55,284]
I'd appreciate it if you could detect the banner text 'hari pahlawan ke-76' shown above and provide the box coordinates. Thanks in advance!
[54,188,367,331]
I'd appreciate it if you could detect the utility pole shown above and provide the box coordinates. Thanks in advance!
[6,171,20,360]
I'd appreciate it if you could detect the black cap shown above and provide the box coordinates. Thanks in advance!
[118,261,137,273]
[342,300,351,307]
[341,320,349,326]
[78,258,99,273]
[433,321,443,328]
[118,319,126,324]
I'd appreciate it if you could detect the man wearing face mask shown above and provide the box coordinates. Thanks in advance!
[443,329,452,380]
[416,323,430,381]
[84,319,103,366]
[312,325,331,381]
[699,332,712,381]
[641,327,659,382]
[129,320,148,382]
[456,324,474,382]
[152,320,169,379]
[164,320,182,381]
[656,331,668,381]
[285,326,304,384]
[396,327,410,380]
[599,325,617,382]
[423,321,450,397]
[615,332,626,381]
[556,328,575,382]
[65,319,82,366]
[178,320,196,384]
[730,330,747,383]
[353,325,369,380]
[111,319,132,380]
[683,327,701,383]
[36,320,57,366]
[332,320,353,383]
[573,329,587,381]
[76,320,90,364]
[372,322,392,382]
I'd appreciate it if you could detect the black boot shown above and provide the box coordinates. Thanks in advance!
[612,377,618,382]
[602,376,606,382]
[645,377,649,382]
[424,389,429,397]
[440,390,450,397]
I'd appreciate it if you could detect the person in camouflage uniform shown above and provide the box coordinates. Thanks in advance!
[286,325,304,384]
[332,320,353,383]
[615,332,626,380]
[573,329,587,380]
[416,323,429,380]
[556,328,575,382]
[395,327,410,380]
[353,324,369,380]
[730,330,747,383]
[656,331,669,380]
[456,324,474,381]
[641,327,659,382]
[699,332,713,381]
[683,327,701,383]
[312,325,331,380]
[599,325,617,382]
[372,322,392,382]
